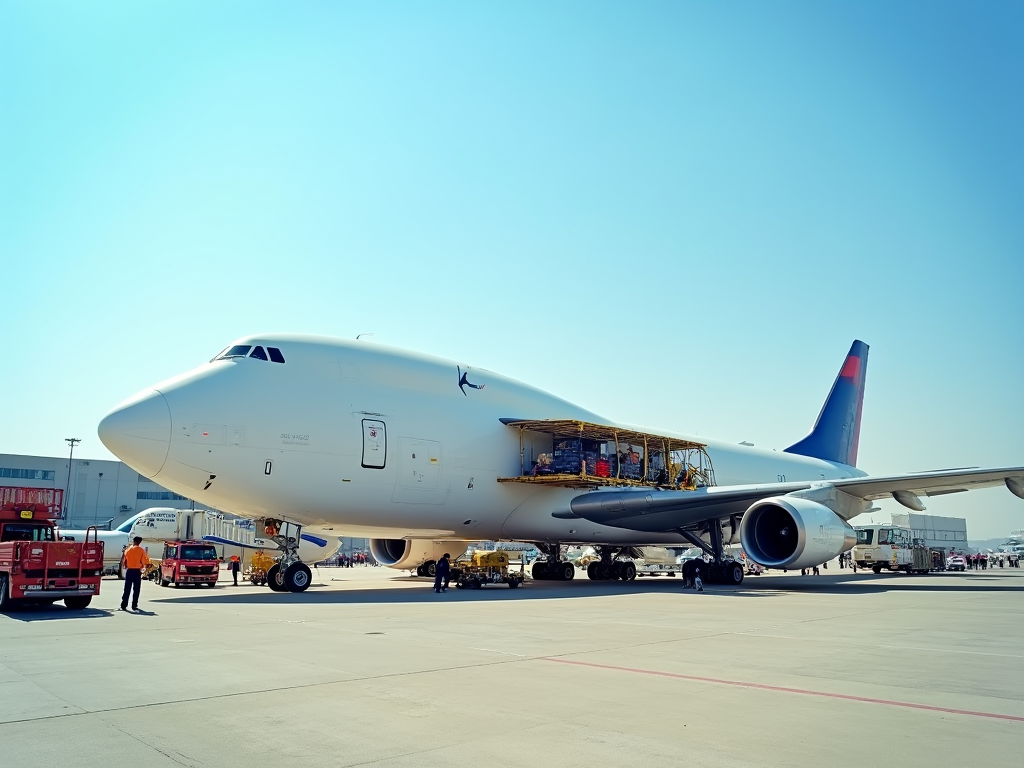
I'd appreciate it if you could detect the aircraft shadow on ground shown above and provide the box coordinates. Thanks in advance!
[151,572,1024,606]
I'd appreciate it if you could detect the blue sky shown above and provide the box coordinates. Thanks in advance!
[2,1,1021,537]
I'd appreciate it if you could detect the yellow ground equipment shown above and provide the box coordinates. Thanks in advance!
[453,550,525,589]
[247,550,277,586]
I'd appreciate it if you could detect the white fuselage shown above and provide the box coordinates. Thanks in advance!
[99,335,864,546]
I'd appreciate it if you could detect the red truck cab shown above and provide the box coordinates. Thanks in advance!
[159,541,220,588]
[0,487,104,611]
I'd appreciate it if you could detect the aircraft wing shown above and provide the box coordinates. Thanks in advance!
[567,466,1024,533]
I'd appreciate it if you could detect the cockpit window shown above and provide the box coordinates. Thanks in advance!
[267,347,285,364]
[249,346,268,361]
[216,345,252,360]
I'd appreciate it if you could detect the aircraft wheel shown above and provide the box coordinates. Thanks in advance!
[727,562,744,585]
[266,564,287,591]
[532,562,549,580]
[587,562,600,580]
[558,562,575,581]
[470,578,482,589]
[621,561,637,581]
[284,563,312,592]
[424,561,437,578]
[872,565,882,574]
[64,596,92,610]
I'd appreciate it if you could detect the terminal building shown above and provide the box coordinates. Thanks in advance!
[0,452,368,558]
[889,512,969,551]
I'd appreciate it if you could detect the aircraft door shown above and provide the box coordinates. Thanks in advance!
[398,438,440,490]
[392,437,445,505]
[361,420,387,469]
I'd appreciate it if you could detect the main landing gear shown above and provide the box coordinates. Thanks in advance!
[586,547,638,582]
[259,518,312,593]
[678,518,745,586]
[530,544,577,581]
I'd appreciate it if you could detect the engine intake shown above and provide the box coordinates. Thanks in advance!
[369,539,467,570]
[739,497,855,570]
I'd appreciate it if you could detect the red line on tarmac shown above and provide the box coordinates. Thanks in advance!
[542,658,1024,723]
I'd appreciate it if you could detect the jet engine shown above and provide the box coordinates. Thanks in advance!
[369,539,467,572]
[739,497,856,570]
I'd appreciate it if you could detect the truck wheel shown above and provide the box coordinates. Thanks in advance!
[64,596,92,610]
[266,564,287,592]
[872,565,882,574]
[283,563,312,592]
[507,578,520,588]
[0,575,12,612]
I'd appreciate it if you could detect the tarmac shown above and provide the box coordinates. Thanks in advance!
[1,564,1022,768]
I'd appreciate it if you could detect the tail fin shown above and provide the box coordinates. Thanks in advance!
[784,340,869,467]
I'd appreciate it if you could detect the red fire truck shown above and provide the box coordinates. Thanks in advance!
[0,487,104,611]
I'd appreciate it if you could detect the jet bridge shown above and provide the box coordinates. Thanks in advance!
[497,418,716,490]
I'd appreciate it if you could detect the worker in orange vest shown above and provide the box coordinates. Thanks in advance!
[119,536,151,612]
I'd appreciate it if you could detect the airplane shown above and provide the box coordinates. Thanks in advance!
[96,335,1024,592]
[59,512,147,576]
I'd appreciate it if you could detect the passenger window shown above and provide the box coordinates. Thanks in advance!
[267,347,285,364]
[249,346,268,361]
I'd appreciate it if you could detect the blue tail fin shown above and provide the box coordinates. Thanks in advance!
[784,340,869,467]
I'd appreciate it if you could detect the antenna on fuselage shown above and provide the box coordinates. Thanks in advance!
[356,333,375,340]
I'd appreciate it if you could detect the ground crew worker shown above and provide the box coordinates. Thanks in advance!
[228,555,241,586]
[434,553,451,593]
[120,536,151,612]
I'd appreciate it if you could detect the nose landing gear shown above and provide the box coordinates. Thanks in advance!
[259,518,312,593]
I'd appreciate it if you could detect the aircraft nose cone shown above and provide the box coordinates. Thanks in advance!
[98,390,171,477]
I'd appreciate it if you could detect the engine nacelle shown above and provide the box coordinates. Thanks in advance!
[369,539,467,570]
[739,497,856,570]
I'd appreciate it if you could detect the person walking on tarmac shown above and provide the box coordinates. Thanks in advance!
[120,537,151,612]
[434,553,451,593]
[228,555,241,586]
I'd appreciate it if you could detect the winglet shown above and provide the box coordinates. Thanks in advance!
[784,340,869,467]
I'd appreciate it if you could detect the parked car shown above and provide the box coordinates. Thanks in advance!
[946,555,967,571]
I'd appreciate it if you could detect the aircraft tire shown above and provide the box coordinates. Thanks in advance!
[284,563,312,592]
[586,562,599,580]
[558,562,575,581]
[727,562,744,585]
[621,561,637,581]
[532,562,549,580]
[425,561,436,578]
[64,596,92,610]
[266,564,287,592]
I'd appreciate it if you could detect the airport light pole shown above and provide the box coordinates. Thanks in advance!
[64,437,81,520]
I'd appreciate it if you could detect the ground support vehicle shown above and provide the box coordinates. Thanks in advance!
[453,550,524,589]
[157,540,221,588]
[852,525,932,574]
[246,550,277,586]
[0,487,103,611]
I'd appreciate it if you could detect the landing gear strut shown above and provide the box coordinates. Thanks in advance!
[677,518,745,586]
[259,518,312,593]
